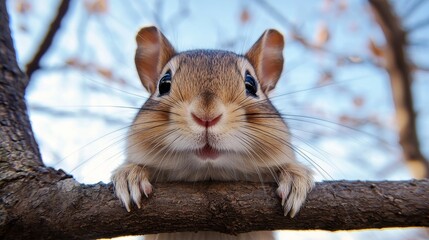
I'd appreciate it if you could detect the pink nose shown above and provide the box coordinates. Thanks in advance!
[191,113,222,128]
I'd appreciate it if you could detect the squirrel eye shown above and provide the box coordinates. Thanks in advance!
[244,71,258,97]
[158,70,172,96]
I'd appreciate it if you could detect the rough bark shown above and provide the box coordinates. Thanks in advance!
[1,1,429,240]
[2,178,429,240]
[369,0,429,178]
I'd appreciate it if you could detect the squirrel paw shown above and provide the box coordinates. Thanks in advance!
[111,163,152,211]
[276,165,314,217]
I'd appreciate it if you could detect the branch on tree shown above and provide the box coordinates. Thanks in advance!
[412,64,429,73]
[24,0,71,85]
[369,0,429,179]
[1,171,428,240]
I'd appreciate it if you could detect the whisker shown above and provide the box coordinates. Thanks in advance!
[84,77,148,99]
[56,123,132,168]
[268,76,368,101]
[242,122,332,179]
[69,119,177,173]
[233,132,270,188]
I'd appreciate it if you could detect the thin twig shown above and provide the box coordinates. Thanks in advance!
[30,103,127,125]
[401,0,425,20]
[407,16,429,32]
[25,0,72,87]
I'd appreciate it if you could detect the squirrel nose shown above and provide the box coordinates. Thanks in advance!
[191,113,222,128]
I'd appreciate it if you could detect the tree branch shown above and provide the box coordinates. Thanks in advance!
[24,0,71,86]
[369,0,429,178]
[1,174,428,240]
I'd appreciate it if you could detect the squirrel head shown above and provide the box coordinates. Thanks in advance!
[129,26,290,170]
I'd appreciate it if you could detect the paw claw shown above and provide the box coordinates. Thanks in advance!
[142,181,153,198]
[277,165,314,217]
[290,209,297,218]
[125,204,131,212]
[111,163,152,211]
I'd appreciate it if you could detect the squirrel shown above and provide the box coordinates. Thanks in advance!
[111,26,315,240]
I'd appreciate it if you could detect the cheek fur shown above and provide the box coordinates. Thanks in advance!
[127,87,295,171]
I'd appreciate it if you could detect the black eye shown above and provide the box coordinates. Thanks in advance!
[158,70,172,96]
[245,71,258,97]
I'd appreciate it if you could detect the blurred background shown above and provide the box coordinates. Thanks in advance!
[7,0,429,239]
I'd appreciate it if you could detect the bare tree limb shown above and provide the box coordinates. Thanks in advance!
[369,0,429,178]
[24,0,71,86]
[1,172,429,240]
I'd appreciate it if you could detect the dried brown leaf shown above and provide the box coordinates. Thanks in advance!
[338,0,348,12]
[348,56,363,63]
[65,58,81,67]
[318,71,333,85]
[240,8,250,24]
[353,96,364,108]
[339,115,350,124]
[369,38,384,58]
[315,23,330,47]
[16,0,31,14]
[84,0,108,13]
[96,67,113,79]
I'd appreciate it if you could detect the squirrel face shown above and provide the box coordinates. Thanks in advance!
[151,50,263,161]
[128,26,292,173]
[112,27,315,219]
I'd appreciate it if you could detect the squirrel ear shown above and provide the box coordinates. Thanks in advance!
[135,26,176,94]
[245,29,284,94]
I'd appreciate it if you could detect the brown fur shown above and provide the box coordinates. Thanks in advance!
[111,27,314,240]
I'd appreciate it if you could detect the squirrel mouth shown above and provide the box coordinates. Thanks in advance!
[196,144,220,160]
